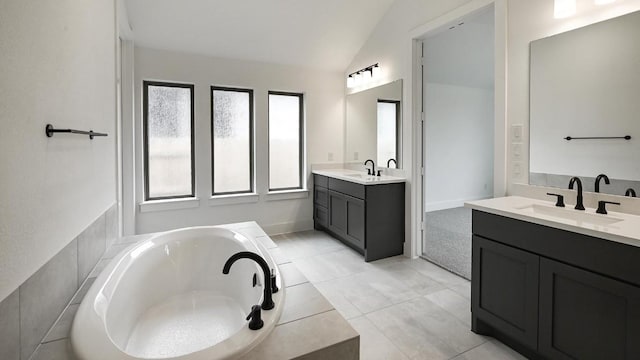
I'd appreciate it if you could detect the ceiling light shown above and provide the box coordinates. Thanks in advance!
[554,0,576,18]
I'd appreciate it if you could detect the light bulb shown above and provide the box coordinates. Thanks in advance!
[354,72,363,85]
[554,0,576,18]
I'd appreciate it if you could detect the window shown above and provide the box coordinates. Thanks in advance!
[377,100,400,167]
[211,87,254,195]
[268,92,304,191]
[143,81,195,200]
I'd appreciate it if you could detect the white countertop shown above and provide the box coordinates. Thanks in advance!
[312,168,406,185]
[465,196,640,248]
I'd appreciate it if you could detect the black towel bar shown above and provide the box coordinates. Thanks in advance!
[45,124,108,139]
[564,135,631,141]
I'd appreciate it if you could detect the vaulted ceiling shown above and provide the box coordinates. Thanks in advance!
[124,0,397,71]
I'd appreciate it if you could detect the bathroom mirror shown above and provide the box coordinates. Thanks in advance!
[529,10,640,195]
[346,79,402,168]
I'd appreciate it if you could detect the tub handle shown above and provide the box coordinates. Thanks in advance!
[246,305,264,330]
[271,269,279,294]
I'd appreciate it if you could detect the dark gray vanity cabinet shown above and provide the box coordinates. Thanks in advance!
[472,210,640,360]
[313,174,404,262]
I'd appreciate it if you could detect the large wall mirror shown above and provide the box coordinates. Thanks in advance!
[529,10,640,196]
[346,79,402,168]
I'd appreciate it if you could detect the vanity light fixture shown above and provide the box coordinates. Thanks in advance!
[347,63,380,88]
[554,0,576,18]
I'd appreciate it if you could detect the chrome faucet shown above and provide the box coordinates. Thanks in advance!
[387,158,397,168]
[594,174,610,193]
[223,251,276,310]
[364,159,376,176]
[568,177,585,210]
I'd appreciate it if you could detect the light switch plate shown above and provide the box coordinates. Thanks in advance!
[511,125,523,142]
[513,161,523,178]
[512,143,523,159]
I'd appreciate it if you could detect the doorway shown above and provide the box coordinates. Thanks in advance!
[421,5,495,279]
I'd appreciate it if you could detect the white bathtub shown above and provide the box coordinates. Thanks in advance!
[71,226,284,360]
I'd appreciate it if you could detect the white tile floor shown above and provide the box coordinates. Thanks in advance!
[271,230,526,360]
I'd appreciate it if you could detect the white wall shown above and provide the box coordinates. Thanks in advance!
[506,0,640,190]
[0,0,117,301]
[132,47,344,234]
[424,83,494,211]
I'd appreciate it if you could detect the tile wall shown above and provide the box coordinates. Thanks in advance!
[0,204,117,360]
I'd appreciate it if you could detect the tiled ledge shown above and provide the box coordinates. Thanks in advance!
[28,222,359,360]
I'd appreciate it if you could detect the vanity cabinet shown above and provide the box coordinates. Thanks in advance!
[313,174,404,262]
[472,210,640,360]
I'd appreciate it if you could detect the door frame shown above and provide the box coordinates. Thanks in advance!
[409,0,507,258]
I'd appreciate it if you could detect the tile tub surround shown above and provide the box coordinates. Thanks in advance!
[32,222,359,360]
[0,203,117,360]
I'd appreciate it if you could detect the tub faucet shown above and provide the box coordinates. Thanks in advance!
[364,159,376,176]
[568,177,585,210]
[223,251,275,310]
[595,174,610,193]
[626,188,637,197]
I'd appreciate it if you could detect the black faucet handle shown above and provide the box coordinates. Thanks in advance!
[246,305,264,330]
[596,200,620,215]
[367,168,372,175]
[546,193,565,207]
[270,269,278,294]
[376,170,381,177]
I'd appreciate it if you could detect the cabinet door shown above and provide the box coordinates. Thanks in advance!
[344,195,365,248]
[314,205,328,228]
[328,190,347,236]
[539,258,640,360]
[328,190,365,250]
[314,185,328,208]
[472,235,539,350]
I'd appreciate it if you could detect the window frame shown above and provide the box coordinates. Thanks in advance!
[377,99,401,166]
[210,86,255,196]
[142,80,196,201]
[267,91,305,192]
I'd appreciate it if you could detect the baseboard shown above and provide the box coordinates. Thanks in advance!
[425,195,492,212]
[262,219,314,236]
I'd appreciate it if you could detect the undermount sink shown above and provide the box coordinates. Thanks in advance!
[515,204,623,226]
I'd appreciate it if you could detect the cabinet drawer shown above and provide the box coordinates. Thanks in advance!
[314,174,328,188]
[314,205,328,228]
[314,186,328,208]
[328,178,365,199]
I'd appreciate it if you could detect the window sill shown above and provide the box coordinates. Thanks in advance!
[139,197,200,213]
[209,193,260,206]
[265,189,309,201]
